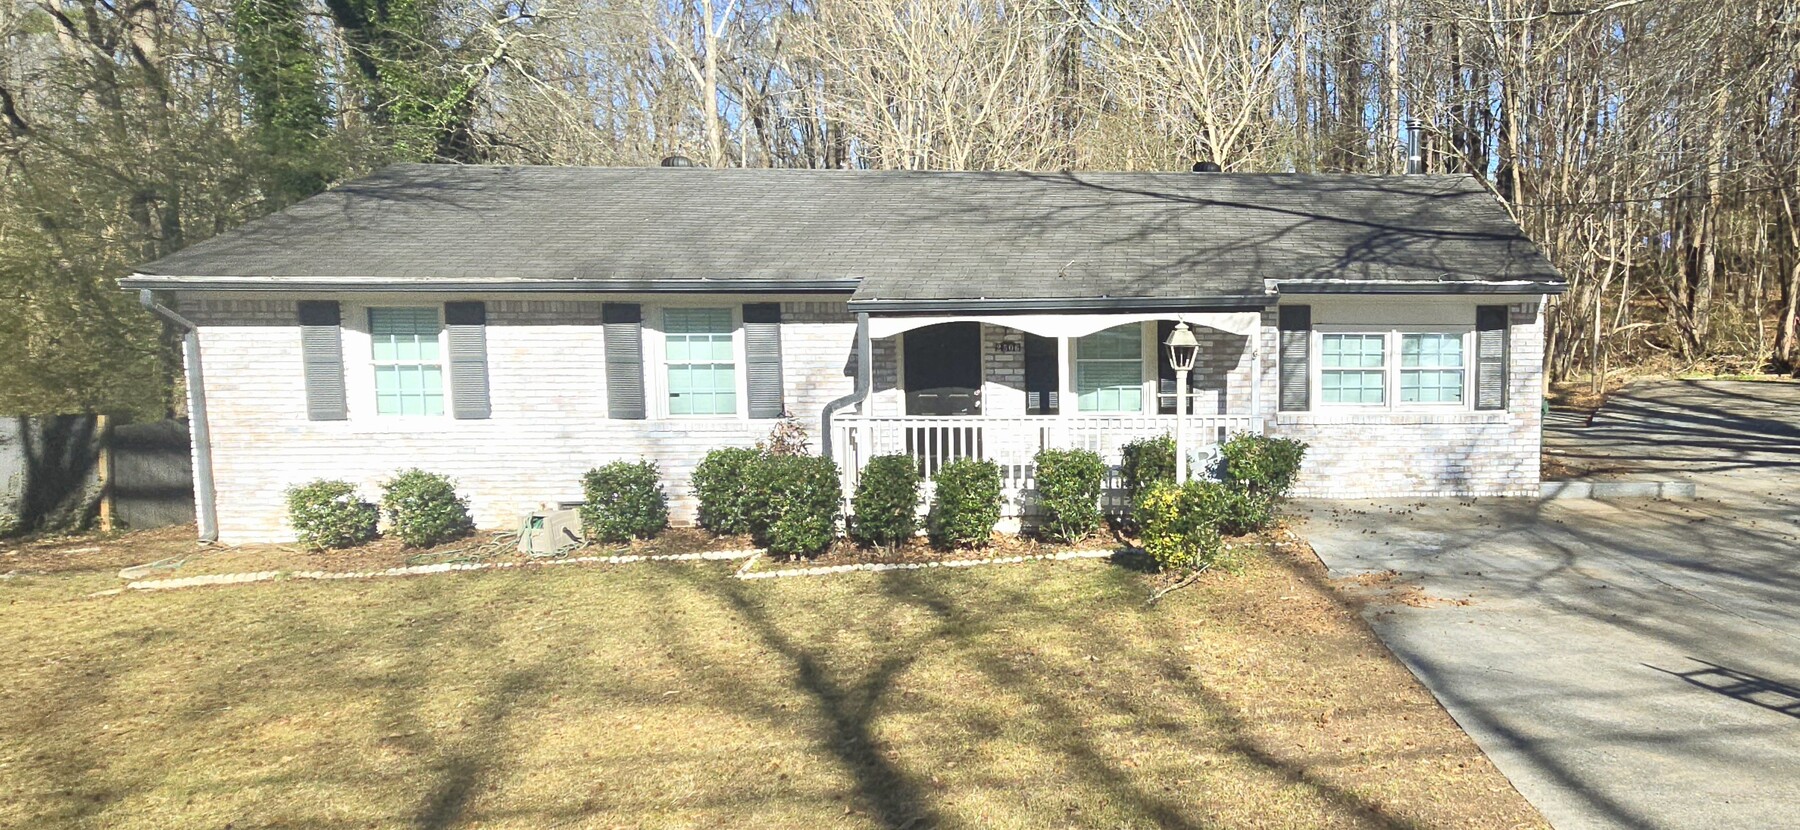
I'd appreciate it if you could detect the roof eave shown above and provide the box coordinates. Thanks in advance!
[1271,278,1567,296]
[846,295,1275,315]
[118,275,862,294]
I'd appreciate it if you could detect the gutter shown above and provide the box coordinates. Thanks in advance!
[1271,278,1568,296]
[138,290,219,543]
[818,312,871,462]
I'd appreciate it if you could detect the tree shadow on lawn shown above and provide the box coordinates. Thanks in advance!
[34,576,566,830]
[5,551,1496,829]
[217,578,561,830]
[657,561,1437,830]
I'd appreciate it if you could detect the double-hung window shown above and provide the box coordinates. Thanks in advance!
[664,308,737,416]
[1075,324,1143,413]
[1317,330,1471,408]
[1400,333,1465,404]
[369,307,444,416]
[1320,333,1386,405]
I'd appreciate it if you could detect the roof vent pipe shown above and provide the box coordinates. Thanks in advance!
[1405,120,1425,174]
[659,155,697,167]
[1191,161,1222,173]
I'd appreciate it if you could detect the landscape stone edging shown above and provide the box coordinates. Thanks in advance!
[113,546,1127,593]
[122,548,762,592]
[734,549,1119,580]
[1540,480,1698,499]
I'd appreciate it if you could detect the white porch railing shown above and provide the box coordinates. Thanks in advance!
[830,413,1261,517]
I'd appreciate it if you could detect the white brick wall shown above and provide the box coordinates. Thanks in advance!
[1265,298,1546,498]
[182,294,856,542]
[184,292,1545,542]
[981,323,1028,415]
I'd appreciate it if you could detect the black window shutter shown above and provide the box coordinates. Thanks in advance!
[1023,333,1059,415]
[1277,305,1311,412]
[603,303,645,420]
[743,302,784,419]
[1475,305,1509,410]
[445,302,490,419]
[297,300,346,421]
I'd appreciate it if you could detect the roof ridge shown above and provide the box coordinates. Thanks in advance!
[378,162,1477,180]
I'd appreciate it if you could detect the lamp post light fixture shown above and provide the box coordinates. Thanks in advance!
[1164,321,1200,484]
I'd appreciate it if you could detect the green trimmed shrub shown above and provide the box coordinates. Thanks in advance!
[850,454,921,548]
[929,458,1003,549]
[580,461,668,542]
[1181,478,1272,536]
[1032,448,1105,543]
[744,454,841,557]
[1119,434,1176,505]
[286,479,379,550]
[692,447,763,535]
[379,469,473,548]
[1220,433,1308,500]
[1134,481,1232,572]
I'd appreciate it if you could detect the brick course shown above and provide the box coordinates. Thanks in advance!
[181,294,1544,542]
[181,294,855,542]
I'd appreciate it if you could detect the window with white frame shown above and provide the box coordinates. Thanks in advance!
[1320,333,1386,405]
[664,307,737,415]
[369,307,444,416]
[1400,333,1465,404]
[1075,324,1143,412]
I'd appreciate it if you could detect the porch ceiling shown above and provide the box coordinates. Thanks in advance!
[867,310,1262,339]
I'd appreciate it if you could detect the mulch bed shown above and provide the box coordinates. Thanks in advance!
[762,528,1132,568]
[2,525,755,581]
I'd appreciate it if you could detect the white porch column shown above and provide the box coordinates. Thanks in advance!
[1250,318,1264,433]
[1055,335,1075,446]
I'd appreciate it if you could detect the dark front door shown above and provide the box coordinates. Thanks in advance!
[904,322,982,416]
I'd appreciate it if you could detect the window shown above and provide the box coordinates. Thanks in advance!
[1320,333,1385,405]
[1023,333,1059,415]
[1076,324,1143,412]
[665,308,737,415]
[1400,333,1465,403]
[369,307,445,416]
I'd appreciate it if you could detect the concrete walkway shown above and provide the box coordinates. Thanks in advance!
[1298,381,1800,830]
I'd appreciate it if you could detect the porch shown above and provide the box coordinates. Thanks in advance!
[827,309,1269,519]
[831,413,1261,517]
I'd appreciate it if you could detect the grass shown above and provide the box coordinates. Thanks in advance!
[0,531,1545,829]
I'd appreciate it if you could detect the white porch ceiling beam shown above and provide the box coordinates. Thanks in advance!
[866,311,1262,340]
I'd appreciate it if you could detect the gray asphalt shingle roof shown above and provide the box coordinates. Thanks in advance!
[128,164,1563,304]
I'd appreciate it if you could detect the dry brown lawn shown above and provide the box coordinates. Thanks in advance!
[0,528,1545,829]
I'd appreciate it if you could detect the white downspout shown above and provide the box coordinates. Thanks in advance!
[819,312,871,460]
[139,290,218,542]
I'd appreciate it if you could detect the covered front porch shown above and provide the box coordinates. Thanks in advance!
[828,310,1268,516]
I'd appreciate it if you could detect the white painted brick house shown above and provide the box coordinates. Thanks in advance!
[122,165,1563,543]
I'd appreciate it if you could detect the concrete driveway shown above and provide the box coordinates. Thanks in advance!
[1297,381,1800,830]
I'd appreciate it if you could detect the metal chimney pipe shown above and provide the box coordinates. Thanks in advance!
[1405,120,1425,174]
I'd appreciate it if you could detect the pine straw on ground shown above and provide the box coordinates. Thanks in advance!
[1,527,1545,829]
[761,527,1127,568]
[0,525,753,581]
